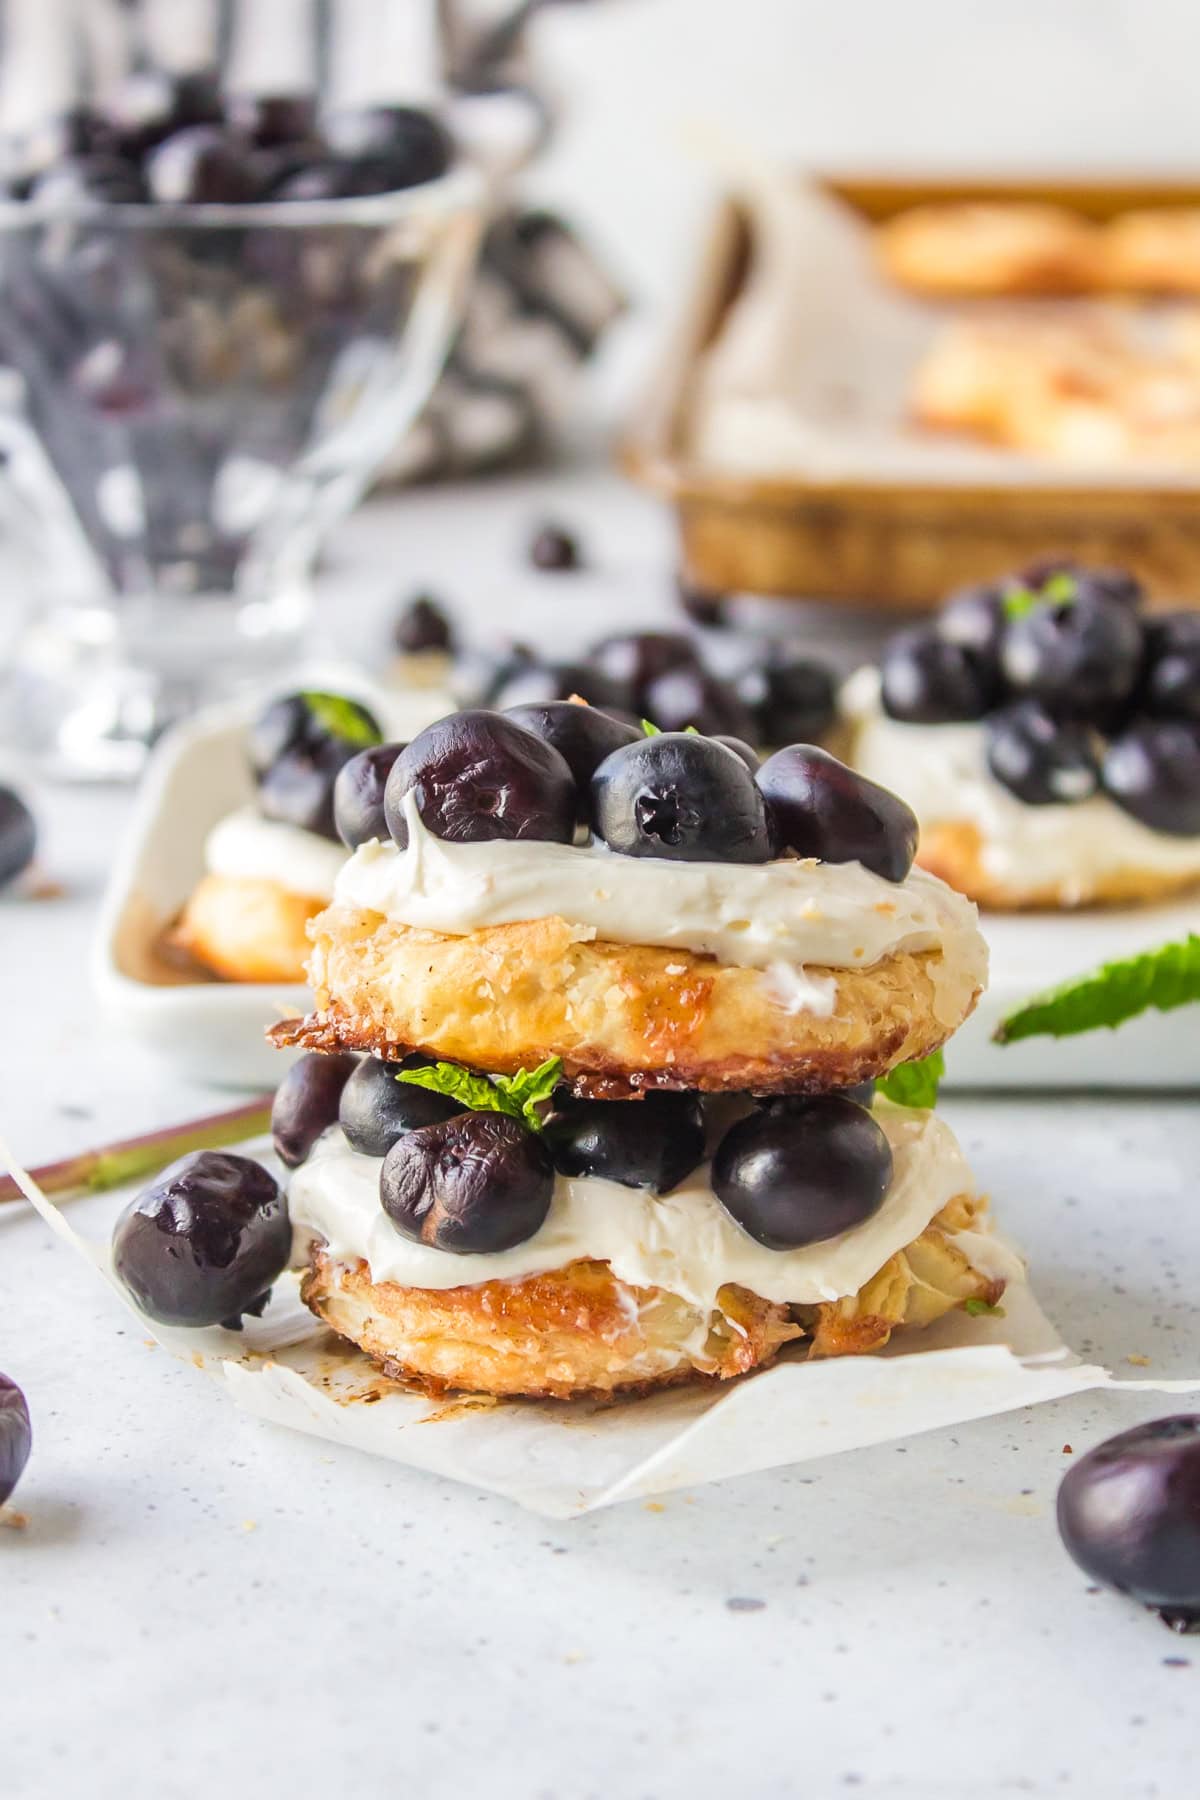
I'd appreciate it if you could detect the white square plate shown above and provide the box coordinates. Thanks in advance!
[90,677,454,1088]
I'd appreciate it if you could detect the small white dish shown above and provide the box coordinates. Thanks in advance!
[91,675,453,1089]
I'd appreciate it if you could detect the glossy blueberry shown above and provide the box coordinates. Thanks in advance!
[642,665,758,741]
[1102,719,1200,836]
[271,1052,358,1169]
[107,69,223,158]
[393,593,453,654]
[144,125,262,206]
[384,710,576,847]
[380,1112,553,1254]
[322,105,452,189]
[712,1097,894,1250]
[985,701,1100,806]
[591,631,700,708]
[1058,1417,1200,1628]
[0,1374,31,1508]
[1141,612,1200,722]
[0,786,36,887]
[503,702,640,820]
[29,153,147,207]
[677,577,727,627]
[939,581,1008,659]
[226,93,320,150]
[253,692,382,841]
[249,690,382,778]
[451,640,537,708]
[543,1091,706,1193]
[339,1057,462,1158]
[489,659,624,713]
[1073,566,1144,611]
[592,732,772,863]
[528,523,580,571]
[712,734,760,773]
[757,744,918,882]
[333,742,406,848]
[881,625,995,724]
[738,652,837,747]
[1002,592,1143,721]
[112,1151,290,1329]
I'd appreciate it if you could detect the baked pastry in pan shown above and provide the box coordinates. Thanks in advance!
[875,201,1103,299]
[266,703,1011,1400]
[846,559,1200,910]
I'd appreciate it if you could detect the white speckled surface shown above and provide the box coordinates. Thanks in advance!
[3,471,1198,1799]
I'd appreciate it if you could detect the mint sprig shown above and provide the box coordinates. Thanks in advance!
[301,691,382,749]
[641,718,661,736]
[1001,570,1078,621]
[397,1057,563,1131]
[876,1048,944,1109]
[993,935,1200,1045]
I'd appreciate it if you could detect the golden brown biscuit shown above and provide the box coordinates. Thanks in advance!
[875,202,1102,298]
[916,820,1200,911]
[301,1191,1006,1400]
[269,905,986,1095]
[1103,209,1200,295]
[171,873,325,984]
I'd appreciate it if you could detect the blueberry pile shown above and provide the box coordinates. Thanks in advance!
[272,1052,893,1260]
[333,706,918,882]
[3,75,453,208]
[0,786,37,888]
[249,690,383,843]
[880,560,1200,835]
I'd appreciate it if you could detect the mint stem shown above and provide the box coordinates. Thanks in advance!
[0,1097,273,1206]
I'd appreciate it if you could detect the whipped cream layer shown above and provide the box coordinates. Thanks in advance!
[332,789,982,980]
[290,1105,1022,1312]
[204,806,347,901]
[844,668,1200,901]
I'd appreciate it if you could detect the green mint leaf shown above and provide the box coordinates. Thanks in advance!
[641,718,661,736]
[397,1061,524,1125]
[397,1056,564,1131]
[1039,570,1079,605]
[876,1048,944,1109]
[993,934,1200,1045]
[1001,583,1038,621]
[493,1057,564,1130]
[964,1298,1005,1317]
[300,691,382,750]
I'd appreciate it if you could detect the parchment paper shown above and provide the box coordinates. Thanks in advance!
[7,1130,1197,1519]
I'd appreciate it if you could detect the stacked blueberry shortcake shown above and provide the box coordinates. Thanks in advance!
[268,692,1013,1399]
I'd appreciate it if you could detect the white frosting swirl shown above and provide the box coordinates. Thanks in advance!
[331,789,983,980]
[288,1105,1020,1311]
[844,667,1200,903]
[204,807,347,900]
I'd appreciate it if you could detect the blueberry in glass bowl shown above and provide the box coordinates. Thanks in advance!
[0,73,482,777]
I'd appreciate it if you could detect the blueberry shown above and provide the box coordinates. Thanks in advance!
[490,659,624,713]
[333,743,406,849]
[0,1375,31,1508]
[712,1097,894,1250]
[762,1080,875,1111]
[939,581,1008,660]
[271,1052,358,1169]
[339,1058,462,1158]
[528,524,580,571]
[380,1112,553,1254]
[393,593,453,654]
[451,640,537,708]
[1058,1417,1200,1628]
[678,577,727,627]
[881,625,995,724]
[29,153,147,207]
[384,710,576,847]
[1141,612,1200,722]
[1102,719,1200,836]
[713,735,760,773]
[144,126,262,206]
[985,701,1100,806]
[544,1091,706,1193]
[503,702,640,821]
[112,1151,290,1329]
[642,666,758,741]
[226,93,320,151]
[322,106,452,189]
[757,745,918,882]
[1002,592,1143,721]
[0,786,36,887]
[591,631,700,707]
[1073,566,1144,611]
[739,652,837,747]
[250,691,382,834]
[106,69,223,158]
[592,733,772,863]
